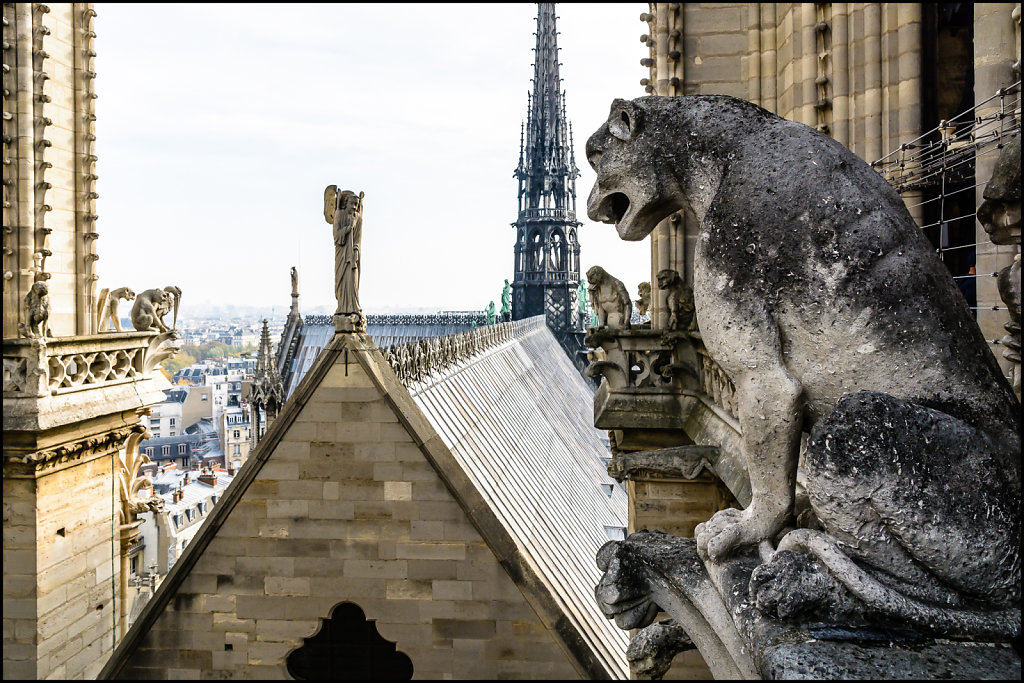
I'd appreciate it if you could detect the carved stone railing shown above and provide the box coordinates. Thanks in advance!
[522,270,579,283]
[366,312,487,327]
[3,330,180,397]
[305,312,489,327]
[693,334,737,419]
[384,315,545,386]
[585,327,739,429]
[585,328,703,430]
[517,207,577,222]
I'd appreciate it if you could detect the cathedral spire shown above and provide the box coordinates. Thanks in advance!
[511,3,583,339]
[515,3,578,214]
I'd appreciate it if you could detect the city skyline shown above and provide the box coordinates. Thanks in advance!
[94,3,650,319]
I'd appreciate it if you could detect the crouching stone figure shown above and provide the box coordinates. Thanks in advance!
[586,94,1020,663]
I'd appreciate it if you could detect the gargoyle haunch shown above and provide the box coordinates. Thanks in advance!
[587,95,1020,637]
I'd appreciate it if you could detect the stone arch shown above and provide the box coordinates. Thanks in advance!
[529,230,545,272]
[548,228,566,271]
[285,601,413,680]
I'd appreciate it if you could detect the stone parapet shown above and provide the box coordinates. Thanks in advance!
[3,329,175,433]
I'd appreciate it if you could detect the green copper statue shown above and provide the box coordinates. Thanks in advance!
[486,301,497,325]
[578,277,598,327]
[500,279,512,321]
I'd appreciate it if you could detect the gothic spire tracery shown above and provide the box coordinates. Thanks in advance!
[251,318,285,412]
[511,3,582,337]
[515,2,580,214]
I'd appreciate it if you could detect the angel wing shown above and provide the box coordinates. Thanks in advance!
[324,185,338,224]
[96,287,110,330]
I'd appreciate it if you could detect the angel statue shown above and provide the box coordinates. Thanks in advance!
[324,185,366,332]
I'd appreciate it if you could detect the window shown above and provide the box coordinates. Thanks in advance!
[162,445,170,456]
[233,445,241,455]
[146,448,154,457]
[178,444,187,455]
[169,418,176,426]
[286,602,413,680]
[201,394,208,402]
[233,430,240,439]
[185,509,193,522]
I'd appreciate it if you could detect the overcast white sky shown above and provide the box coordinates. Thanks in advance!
[94,3,650,318]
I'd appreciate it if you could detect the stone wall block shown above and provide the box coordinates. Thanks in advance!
[385,579,433,600]
[395,542,467,561]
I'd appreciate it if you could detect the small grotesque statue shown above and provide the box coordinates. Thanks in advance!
[977,135,1021,399]
[587,95,1020,637]
[22,281,51,338]
[485,301,497,325]
[324,185,365,331]
[586,265,632,330]
[500,279,512,321]
[131,286,181,333]
[635,281,651,317]
[656,269,695,332]
[97,287,136,333]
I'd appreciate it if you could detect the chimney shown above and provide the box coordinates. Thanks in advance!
[198,473,217,487]
[183,472,190,486]
[228,467,236,476]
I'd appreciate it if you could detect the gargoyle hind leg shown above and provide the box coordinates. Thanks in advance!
[758,391,1022,638]
[695,303,803,562]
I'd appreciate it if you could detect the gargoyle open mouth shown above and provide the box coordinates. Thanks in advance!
[607,192,630,224]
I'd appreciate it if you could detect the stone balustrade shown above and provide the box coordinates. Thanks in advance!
[3,330,178,397]
[584,326,739,428]
[585,327,702,430]
[384,315,545,386]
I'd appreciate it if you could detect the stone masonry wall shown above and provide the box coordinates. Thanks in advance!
[3,3,98,339]
[116,340,581,679]
[3,453,120,680]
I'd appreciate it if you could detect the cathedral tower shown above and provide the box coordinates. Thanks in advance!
[511,3,582,339]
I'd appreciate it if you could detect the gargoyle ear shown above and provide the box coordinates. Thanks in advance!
[608,99,642,141]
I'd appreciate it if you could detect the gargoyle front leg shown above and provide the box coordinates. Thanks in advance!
[695,309,803,561]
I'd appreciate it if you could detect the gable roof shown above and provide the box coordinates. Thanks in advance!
[408,322,629,676]
[101,326,625,679]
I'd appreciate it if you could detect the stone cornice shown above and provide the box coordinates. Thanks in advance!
[3,422,146,475]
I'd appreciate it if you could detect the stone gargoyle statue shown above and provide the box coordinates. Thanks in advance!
[97,286,136,333]
[586,265,632,330]
[656,269,695,333]
[635,281,652,317]
[131,286,181,333]
[977,135,1021,400]
[586,95,1021,658]
[21,281,51,338]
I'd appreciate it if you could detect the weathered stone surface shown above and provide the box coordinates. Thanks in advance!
[977,135,1021,399]
[626,618,694,680]
[586,266,633,330]
[596,532,1022,680]
[586,95,1020,644]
